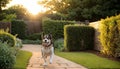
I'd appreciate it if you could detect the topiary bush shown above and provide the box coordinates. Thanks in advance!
[0,42,16,69]
[0,29,16,47]
[64,25,95,51]
[42,19,75,39]
[99,14,120,57]
[11,20,26,39]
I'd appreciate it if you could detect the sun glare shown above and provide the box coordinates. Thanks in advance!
[6,0,46,15]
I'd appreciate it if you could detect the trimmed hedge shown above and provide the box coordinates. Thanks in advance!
[64,25,95,51]
[99,15,120,57]
[42,19,75,39]
[11,20,26,39]
[0,29,16,47]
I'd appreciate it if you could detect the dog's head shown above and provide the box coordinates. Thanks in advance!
[42,34,52,47]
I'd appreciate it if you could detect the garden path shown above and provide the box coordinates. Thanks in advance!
[21,44,87,69]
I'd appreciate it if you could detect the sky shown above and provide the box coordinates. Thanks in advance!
[5,0,46,15]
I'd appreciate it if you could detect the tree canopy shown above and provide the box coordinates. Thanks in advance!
[5,5,29,20]
[39,0,120,21]
[0,0,12,12]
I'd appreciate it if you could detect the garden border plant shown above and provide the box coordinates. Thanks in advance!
[0,42,16,69]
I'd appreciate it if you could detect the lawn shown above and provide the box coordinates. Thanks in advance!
[55,51,120,69]
[14,50,32,69]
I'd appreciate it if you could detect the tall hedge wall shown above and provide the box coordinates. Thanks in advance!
[42,19,75,39]
[99,15,120,57]
[11,20,26,39]
[64,25,95,51]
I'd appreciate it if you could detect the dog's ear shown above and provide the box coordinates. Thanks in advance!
[49,34,52,39]
[41,32,44,39]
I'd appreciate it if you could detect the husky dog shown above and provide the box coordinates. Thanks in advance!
[41,34,54,65]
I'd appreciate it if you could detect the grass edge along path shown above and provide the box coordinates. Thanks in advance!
[55,51,120,69]
[14,50,32,69]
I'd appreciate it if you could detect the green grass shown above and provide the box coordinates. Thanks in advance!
[14,50,32,69]
[55,51,120,69]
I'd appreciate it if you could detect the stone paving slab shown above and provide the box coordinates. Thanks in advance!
[21,44,87,69]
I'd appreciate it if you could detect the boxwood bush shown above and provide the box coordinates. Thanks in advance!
[0,29,16,47]
[99,15,120,57]
[64,25,95,51]
[42,19,75,39]
[0,42,16,69]
[11,20,26,39]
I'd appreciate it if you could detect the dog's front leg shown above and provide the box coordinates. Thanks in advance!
[41,48,47,66]
[43,56,47,66]
[50,47,54,64]
[41,47,44,58]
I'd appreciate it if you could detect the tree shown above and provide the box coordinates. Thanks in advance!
[2,13,16,22]
[39,0,70,14]
[0,0,12,12]
[39,0,120,21]
[5,5,29,20]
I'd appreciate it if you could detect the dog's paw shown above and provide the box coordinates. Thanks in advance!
[49,60,52,64]
[49,62,52,64]
[43,63,47,66]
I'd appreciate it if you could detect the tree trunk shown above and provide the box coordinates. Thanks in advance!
[0,4,2,14]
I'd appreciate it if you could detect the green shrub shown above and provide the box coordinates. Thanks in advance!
[54,38,64,51]
[26,33,42,40]
[0,30,16,47]
[0,42,16,69]
[11,20,26,39]
[99,15,120,57]
[64,25,95,51]
[42,19,75,39]
[22,39,41,44]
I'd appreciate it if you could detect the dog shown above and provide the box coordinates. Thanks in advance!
[41,34,54,66]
